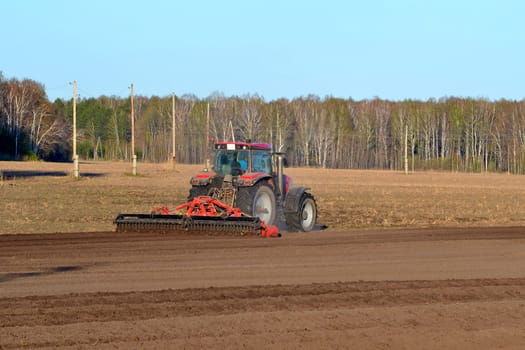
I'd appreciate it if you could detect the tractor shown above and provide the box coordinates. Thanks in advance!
[188,141,317,232]
[114,141,318,236]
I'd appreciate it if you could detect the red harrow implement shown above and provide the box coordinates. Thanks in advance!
[114,196,280,238]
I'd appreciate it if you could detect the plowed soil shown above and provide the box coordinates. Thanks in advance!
[2,227,525,349]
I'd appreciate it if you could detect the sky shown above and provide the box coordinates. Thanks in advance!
[1,0,524,102]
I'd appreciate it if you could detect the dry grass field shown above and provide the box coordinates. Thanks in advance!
[1,160,525,234]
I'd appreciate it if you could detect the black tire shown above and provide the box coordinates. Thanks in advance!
[285,192,317,232]
[187,185,211,201]
[236,181,276,225]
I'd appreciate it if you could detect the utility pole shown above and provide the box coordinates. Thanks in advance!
[404,124,408,175]
[72,80,79,178]
[205,102,210,171]
[130,83,137,175]
[171,93,176,169]
[229,120,235,142]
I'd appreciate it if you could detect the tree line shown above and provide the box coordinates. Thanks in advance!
[2,73,525,173]
[0,73,69,160]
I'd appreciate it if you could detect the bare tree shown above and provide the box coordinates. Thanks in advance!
[238,95,264,142]
[265,98,293,153]
[290,96,318,166]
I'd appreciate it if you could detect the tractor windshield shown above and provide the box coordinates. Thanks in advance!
[214,150,249,177]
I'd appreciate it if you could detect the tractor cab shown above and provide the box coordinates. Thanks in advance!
[213,142,273,177]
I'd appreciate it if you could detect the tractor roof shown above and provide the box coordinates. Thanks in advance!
[215,142,272,151]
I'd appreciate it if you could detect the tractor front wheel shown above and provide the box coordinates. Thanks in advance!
[236,182,276,225]
[285,192,317,232]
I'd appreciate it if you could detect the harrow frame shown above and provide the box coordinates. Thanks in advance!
[114,196,280,238]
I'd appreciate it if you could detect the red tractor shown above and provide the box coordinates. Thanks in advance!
[188,141,318,232]
[115,141,318,236]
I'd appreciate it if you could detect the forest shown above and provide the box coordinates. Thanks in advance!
[1,72,525,173]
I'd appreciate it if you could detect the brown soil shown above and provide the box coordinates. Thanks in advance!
[2,227,525,349]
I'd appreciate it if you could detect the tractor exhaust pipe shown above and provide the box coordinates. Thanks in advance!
[276,153,285,199]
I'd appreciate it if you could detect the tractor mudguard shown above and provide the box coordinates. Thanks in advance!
[190,173,214,186]
[283,186,311,213]
[236,173,273,187]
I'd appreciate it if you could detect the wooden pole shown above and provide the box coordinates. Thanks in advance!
[205,103,210,171]
[130,83,137,175]
[404,124,408,175]
[72,80,79,178]
[171,93,176,168]
[229,120,235,142]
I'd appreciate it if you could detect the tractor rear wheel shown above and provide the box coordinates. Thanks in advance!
[236,182,276,225]
[285,192,317,232]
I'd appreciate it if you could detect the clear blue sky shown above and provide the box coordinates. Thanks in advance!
[1,0,524,101]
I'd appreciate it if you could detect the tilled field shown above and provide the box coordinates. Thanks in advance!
[2,227,525,349]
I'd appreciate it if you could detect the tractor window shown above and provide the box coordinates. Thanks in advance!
[237,151,249,172]
[252,151,272,173]
[215,151,231,176]
[215,150,249,176]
